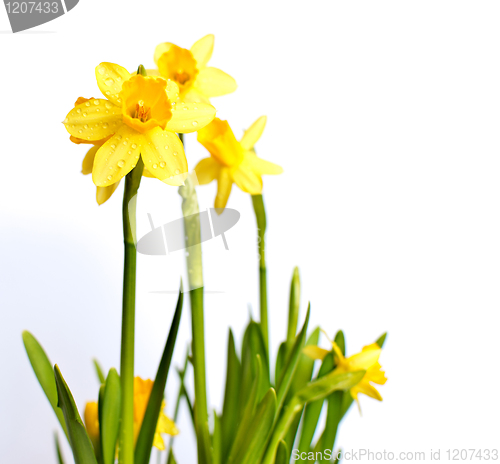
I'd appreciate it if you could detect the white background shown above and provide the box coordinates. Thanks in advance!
[1,1,500,463]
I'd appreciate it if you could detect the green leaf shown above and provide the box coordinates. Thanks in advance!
[314,390,343,454]
[275,342,286,387]
[99,369,121,464]
[376,332,387,348]
[286,267,301,344]
[296,352,338,455]
[54,365,98,464]
[334,330,346,356]
[221,330,241,462]
[212,412,222,464]
[167,448,178,464]
[54,432,66,464]
[22,331,68,439]
[227,355,262,464]
[232,388,277,464]
[262,371,364,464]
[284,327,320,457]
[93,360,106,385]
[275,441,288,464]
[276,306,310,413]
[135,285,184,464]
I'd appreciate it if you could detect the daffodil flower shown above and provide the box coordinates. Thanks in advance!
[84,377,178,451]
[153,34,237,103]
[64,62,216,188]
[194,117,283,209]
[304,336,387,410]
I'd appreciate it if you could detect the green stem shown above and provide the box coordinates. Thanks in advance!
[251,194,268,351]
[119,159,144,464]
[179,172,212,464]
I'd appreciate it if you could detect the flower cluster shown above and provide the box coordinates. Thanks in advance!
[64,34,282,208]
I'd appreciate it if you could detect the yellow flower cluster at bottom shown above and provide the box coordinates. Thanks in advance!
[84,377,178,451]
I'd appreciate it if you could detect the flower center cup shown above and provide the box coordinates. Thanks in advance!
[157,45,199,93]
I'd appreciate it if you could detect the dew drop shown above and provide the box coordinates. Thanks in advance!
[78,129,83,134]
[117,159,125,168]
[123,141,128,146]
[83,124,88,129]
[85,102,91,107]
[131,143,137,149]
[105,78,114,86]
[153,163,158,169]
[93,100,100,105]
[76,109,81,114]
[192,121,198,126]
[102,123,109,129]
[107,175,113,181]
[164,145,169,150]
[173,151,178,156]
[116,135,122,140]
[175,169,180,175]
[98,67,106,75]
[160,161,166,168]
[83,113,88,117]
[105,102,112,109]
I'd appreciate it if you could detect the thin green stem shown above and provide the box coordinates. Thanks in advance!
[179,172,212,464]
[119,159,144,464]
[252,194,268,351]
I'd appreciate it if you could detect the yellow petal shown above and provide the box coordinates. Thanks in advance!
[82,145,99,175]
[84,402,99,441]
[245,151,283,176]
[166,101,216,134]
[194,67,237,97]
[347,348,381,371]
[190,34,214,68]
[153,432,165,450]
[142,168,155,178]
[95,62,131,106]
[183,88,211,104]
[197,119,244,167]
[231,165,262,194]
[92,126,143,187]
[351,379,383,401]
[215,168,232,209]
[158,413,179,436]
[240,116,267,150]
[65,99,122,142]
[303,346,329,360]
[166,80,180,104]
[96,182,120,205]
[194,157,220,185]
[140,128,188,186]
[154,42,175,66]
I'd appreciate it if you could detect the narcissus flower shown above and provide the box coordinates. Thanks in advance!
[64,63,216,188]
[195,117,283,209]
[153,34,237,103]
[83,377,178,451]
[304,338,387,409]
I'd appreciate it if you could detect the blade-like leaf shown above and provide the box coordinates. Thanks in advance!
[275,440,288,464]
[262,371,364,464]
[376,332,387,348]
[334,330,346,356]
[100,368,121,464]
[167,448,178,464]
[286,267,301,344]
[227,355,262,464]
[274,341,286,387]
[22,331,68,439]
[54,365,98,464]
[221,330,241,462]
[233,388,277,464]
[297,352,335,455]
[276,306,310,412]
[212,411,222,464]
[54,432,66,464]
[135,285,184,464]
[93,360,106,385]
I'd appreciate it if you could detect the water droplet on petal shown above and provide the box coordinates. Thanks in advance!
[105,102,112,109]
[173,152,178,156]
[93,100,100,105]
[131,143,137,149]
[83,113,88,117]
[76,109,81,114]
[98,67,106,75]
[175,169,180,175]
[192,121,198,126]
[105,78,114,86]
[117,159,125,167]
[102,123,109,129]
[111,144,116,149]
[85,102,91,107]
[153,163,158,169]
[83,124,88,129]
[164,145,169,150]
[160,161,166,168]
[107,175,113,181]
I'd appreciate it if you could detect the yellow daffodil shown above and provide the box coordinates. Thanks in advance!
[153,34,237,103]
[83,377,178,451]
[64,62,216,188]
[195,117,283,209]
[304,337,387,410]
